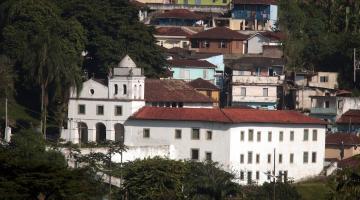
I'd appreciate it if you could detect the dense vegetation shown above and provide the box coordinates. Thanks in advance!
[278,0,360,89]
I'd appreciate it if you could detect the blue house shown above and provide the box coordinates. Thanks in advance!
[231,0,278,31]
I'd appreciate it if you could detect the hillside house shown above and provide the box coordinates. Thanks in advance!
[155,27,197,49]
[152,9,205,26]
[325,133,360,161]
[189,78,220,106]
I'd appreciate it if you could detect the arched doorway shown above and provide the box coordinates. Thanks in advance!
[114,123,125,144]
[78,122,88,144]
[96,122,106,143]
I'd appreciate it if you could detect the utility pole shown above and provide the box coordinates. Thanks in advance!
[273,148,276,200]
[5,98,8,129]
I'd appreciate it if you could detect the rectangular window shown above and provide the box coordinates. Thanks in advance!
[202,41,210,48]
[240,154,244,163]
[267,154,271,163]
[115,106,122,116]
[240,131,245,141]
[192,128,200,140]
[247,171,252,184]
[248,151,253,164]
[241,87,246,96]
[303,152,309,163]
[257,131,261,142]
[278,170,283,182]
[256,171,260,180]
[325,101,330,108]
[206,131,212,140]
[205,152,212,161]
[78,104,86,114]
[256,154,260,164]
[284,170,288,182]
[248,129,254,142]
[304,129,309,141]
[143,128,150,138]
[312,152,317,163]
[279,154,282,164]
[279,131,284,141]
[175,129,182,139]
[268,131,272,142]
[320,76,329,82]
[240,171,244,180]
[191,149,199,160]
[263,88,268,97]
[97,105,104,115]
[312,130,318,141]
[290,131,294,141]
[290,153,294,164]
[267,171,271,180]
[219,40,227,48]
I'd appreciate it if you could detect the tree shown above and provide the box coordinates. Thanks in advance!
[183,161,240,200]
[242,182,301,200]
[0,0,86,137]
[55,0,166,77]
[0,55,14,97]
[0,129,106,200]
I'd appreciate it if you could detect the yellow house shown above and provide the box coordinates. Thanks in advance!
[189,78,220,107]
[325,133,360,161]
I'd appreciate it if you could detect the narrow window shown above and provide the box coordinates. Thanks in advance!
[240,131,245,141]
[114,84,118,95]
[256,171,260,180]
[240,154,244,163]
[304,129,309,141]
[290,131,294,141]
[267,171,271,180]
[143,128,150,138]
[191,149,199,160]
[206,131,212,140]
[205,152,212,161]
[115,106,122,116]
[312,152,317,163]
[97,105,104,115]
[284,171,288,182]
[290,153,294,164]
[241,87,246,96]
[247,171,252,184]
[123,84,127,95]
[263,88,268,97]
[256,154,260,164]
[248,129,254,142]
[268,131,272,142]
[279,131,283,141]
[279,154,282,164]
[175,129,182,139]
[312,130,318,141]
[267,154,271,163]
[78,104,86,114]
[248,151,253,164]
[303,152,309,163]
[257,131,261,142]
[240,171,244,180]
[192,128,200,140]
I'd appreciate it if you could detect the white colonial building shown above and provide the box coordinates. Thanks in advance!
[62,55,327,185]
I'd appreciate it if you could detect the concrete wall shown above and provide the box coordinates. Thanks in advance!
[196,40,244,54]
[309,72,338,89]
[155,37,190,49]
[232,85,278,108]
[325,145,360,160]
[247,34,269,54]
[172,67,216,83]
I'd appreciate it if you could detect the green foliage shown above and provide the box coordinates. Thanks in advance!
[0,129,106,200]
[242,182,301,200]
[278,0,360,89]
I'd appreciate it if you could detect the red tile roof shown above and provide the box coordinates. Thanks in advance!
[338,155,360,169]
[190,27,248,40]
[155,9,204,20]
[144,79,213,103]
[131,107,327,125]
[155,27,193,37]
[169,59,216,68]
[261,31,287,41]
[326,133,360,146]
[189,78,219,91]
[337,110,360,124]
[233,0,277,5]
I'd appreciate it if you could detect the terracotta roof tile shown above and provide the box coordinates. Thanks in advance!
[189,78,219,90]
[144,79,213,103]
[155,27,192,37]
[155,9,204,20]
[338,155,360,169]
[131,107,327,125]
[337,110,360,124]
[169,59,216,68]
[326,133,360,145]
[261,31,287,41]
[190,27,248,40]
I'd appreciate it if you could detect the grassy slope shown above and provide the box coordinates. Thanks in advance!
[295,177,333,200]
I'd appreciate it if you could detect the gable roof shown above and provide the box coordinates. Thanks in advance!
[189,78,219,91]
[130,107,327,125]
[326,133,360,146]
[169,59,216,68]
[155,27,193,37]
[227,56,285,70]
[337,110,360,124]
[190,27,247,40]
[155,9,204,20]
[144,79,213,103]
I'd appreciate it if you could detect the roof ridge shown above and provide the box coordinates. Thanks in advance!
[220,108,234,123]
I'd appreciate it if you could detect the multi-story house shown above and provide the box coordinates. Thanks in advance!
[231,0,278,31]
[189,78,220,107]
[152,9,205,26]
[228,56,285,109]
[154,27,198,49]
[325,133,360,161]
[190,27,247,54]
[336,110,360,133]
[61,55,327,185]
[245,31,284,56]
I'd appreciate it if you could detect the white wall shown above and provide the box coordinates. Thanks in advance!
[232,85,277,103]
[247,35,269,54]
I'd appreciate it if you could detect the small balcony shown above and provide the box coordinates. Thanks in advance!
[310,107,337,115]
[232,75,284,86]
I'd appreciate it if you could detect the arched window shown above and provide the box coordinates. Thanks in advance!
[123,84,127,95]
[114,84,118,95]
[95,122,106,143]
[134,85,137,99]
[139,84,142,99]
